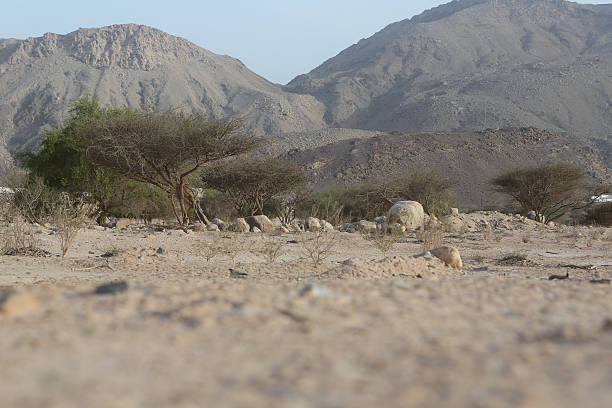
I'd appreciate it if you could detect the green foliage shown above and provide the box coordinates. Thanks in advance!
[300,171,455,223]
[16,97,167,222]
[388,171,455,216]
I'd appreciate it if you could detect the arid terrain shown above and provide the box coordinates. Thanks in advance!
[1,212,611,407]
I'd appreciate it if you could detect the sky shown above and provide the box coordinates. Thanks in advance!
[1,0,609,84]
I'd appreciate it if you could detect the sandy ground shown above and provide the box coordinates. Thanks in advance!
[1,212,611,408]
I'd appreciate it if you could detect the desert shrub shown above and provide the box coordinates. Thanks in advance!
[416,219,444,251]
[387,171,456,216]
[201,158,306,217]
[584,203,612,226]
[0,216,48,256]
[300,230,337,268]
[365,229,401,257]
[50,193,98,257]
[105,181,172,222]
[256,238,285,263]
[199,189,238,222]
[301,184,390,224]
[492,162,609,223]
[3,173,60,224]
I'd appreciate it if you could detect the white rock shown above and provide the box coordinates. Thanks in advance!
[245,215,274,232]
[305,217,321,231]
[430,246,463,270]
[387,201,424,230]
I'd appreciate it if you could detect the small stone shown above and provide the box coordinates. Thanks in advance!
[300,283,336,298]
[206,223,220,232]
[94,281,128,295]
[430,246,463,270]
[252,227,261,233]
[0,290,40,317]
[156,247,165,254]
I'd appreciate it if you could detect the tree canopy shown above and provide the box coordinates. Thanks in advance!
[201,158,306,216]
[77,110,258,225]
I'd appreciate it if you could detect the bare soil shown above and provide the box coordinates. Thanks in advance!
[1,212,611,407]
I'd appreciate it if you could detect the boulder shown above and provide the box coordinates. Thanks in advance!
[387,201,424,230]
[206,223,220,232]
[440,216,467,234]
[305,217,321,231]
[211,218,226,231]
[430,246,463,270]
[230,218,250,233]
[245,215,274,232]
[448,208,459,215]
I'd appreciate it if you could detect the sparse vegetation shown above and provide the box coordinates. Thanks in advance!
[257,238,285,263]
[77,109,258,226]
[50,193,98,257]
[492,162,608,223]
[201,158,306,216]
[416,219,444,252]
[0,216,48,256]
[365,229,400,257]
[300,230,337,268]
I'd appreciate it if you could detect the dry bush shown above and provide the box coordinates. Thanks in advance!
[198,241,224,262]
[365,230,400,257]
[0,216,48,256]
[50,193,98,257]
[416,219,444,251]
[300,230,337,268]
[256,238,285,263]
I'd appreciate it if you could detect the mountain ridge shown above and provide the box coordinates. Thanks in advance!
[285,0,611,154]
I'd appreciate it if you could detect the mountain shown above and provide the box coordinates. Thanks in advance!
[284,127,612,208]
[286,0,612,153]
[0,24,326,169]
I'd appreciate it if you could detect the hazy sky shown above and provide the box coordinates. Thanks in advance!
[1,0,609,84]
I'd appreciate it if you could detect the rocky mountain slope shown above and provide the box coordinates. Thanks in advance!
[284,127,612,208]
[0,24,326,169]
[286,0,611,151]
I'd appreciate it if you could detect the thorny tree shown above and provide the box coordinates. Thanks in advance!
[78,111,258,226]
[201,158,306,216]
[492,162,609,222]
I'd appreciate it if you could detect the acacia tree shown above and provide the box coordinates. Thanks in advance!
[77,111,258,226]
[201,158,306,216]
[492,162,607,222]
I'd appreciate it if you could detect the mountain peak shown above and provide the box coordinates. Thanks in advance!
[4,24,211,71]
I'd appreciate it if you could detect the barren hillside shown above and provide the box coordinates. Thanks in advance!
[286,0,612,152]
[284,127,612,208]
